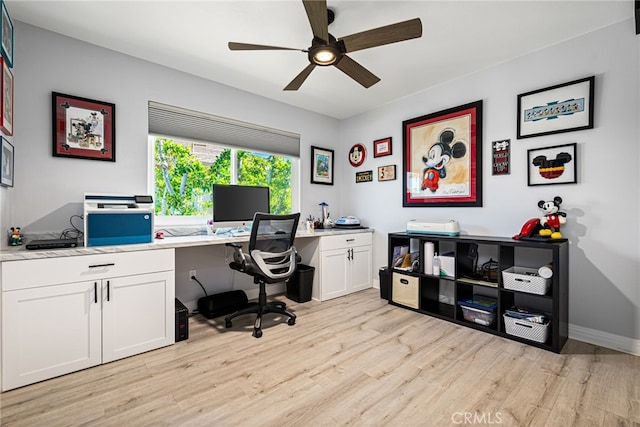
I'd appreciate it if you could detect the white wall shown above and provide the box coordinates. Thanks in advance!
[340,19,640,352]
[7,22,343,301]
[6,19,640,353]
[10,22,342,238]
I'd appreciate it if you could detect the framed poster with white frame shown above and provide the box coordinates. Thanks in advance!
[0,0,12,68]
[310,145,334,185]
[517,76,594,139]
[0,56,12,135]
[1,136,13,187]
[527,143,577,186]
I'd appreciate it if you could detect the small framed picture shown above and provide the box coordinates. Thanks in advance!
[527,143,577,186]
[1,136,13,187]
[373,137,392,157]
[378,164,396,181]
[517,76,594,139]
[0,0,13,68]
[52,92,116,161]
[0,56,12,135]
[310,145,334,185]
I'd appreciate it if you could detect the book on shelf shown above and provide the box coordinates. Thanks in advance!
[392,245,409,268]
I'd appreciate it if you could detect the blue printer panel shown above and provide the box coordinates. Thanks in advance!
[86,212,153,247]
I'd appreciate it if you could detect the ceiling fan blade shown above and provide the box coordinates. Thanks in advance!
[339,18,422,53]
[228,42,304,52]
[303,0,329,42]
[284,63,317,91]
[334,55,380,88]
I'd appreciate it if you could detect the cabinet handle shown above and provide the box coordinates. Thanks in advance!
[346,239,355,242]
[94,282,97,303]
[107,281,110,302]
[88,263,115,268]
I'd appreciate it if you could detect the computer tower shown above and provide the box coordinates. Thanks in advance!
[175,298,189,342]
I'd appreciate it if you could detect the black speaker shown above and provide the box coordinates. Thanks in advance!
[457,242,478,278]
[175,298,189,342]
[198,290,248,319]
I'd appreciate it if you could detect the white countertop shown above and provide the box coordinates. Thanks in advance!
[0,227,373,262]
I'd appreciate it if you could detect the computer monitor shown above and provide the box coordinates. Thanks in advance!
[212,184,270,229]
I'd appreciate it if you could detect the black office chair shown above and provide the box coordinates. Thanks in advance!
[224,212,300,338]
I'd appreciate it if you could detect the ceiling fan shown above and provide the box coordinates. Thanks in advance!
[228,0,422,91]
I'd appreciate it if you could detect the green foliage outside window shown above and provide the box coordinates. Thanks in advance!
[154,138,291,216]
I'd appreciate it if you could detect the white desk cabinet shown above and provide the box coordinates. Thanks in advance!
[318,233,372,301]
[1,249,175,391]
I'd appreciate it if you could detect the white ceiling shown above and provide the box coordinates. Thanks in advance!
[7,0,634,119]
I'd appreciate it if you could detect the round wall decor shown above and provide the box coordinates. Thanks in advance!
[348,143,366,167]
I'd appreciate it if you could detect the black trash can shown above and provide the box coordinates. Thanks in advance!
[379,266,390,301]
[286,264,315,303]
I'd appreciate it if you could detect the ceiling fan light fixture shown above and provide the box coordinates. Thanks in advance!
[310,45,339,66]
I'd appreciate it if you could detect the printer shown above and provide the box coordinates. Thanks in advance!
[406,219,460,236]
[84,193,154,247]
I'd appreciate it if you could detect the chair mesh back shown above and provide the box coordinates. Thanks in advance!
[250,213,300,254]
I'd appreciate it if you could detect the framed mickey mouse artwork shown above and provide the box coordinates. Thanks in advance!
[527,143,577,186]
[402,100,483,207]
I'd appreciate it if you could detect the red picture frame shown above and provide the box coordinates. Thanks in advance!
[52,92,116,161]
[402,100,483,207]
[373,137,392,157]
[0,57,13,136]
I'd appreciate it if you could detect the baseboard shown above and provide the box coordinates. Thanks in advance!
[569,323,640,356]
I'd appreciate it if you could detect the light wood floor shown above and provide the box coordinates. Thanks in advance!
[1,289,638,427]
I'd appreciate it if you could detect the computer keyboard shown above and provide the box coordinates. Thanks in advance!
[231,231,250,237]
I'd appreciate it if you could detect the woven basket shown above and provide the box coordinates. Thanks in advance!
[502,266,550,295]
[503,314,550,343]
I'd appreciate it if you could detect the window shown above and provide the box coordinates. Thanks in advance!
[151,137,296,223]
[148,102,300,226]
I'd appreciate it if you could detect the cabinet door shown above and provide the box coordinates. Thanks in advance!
[319,248,349,301]
[350,245,372,292]
[2,281,101,391]
[102,271,175,363]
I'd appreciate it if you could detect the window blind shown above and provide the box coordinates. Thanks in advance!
[148,101,300,157]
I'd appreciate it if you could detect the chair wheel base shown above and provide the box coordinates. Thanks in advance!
[287,318,296,326]
[253,329,263,338]
[225,320,232,328]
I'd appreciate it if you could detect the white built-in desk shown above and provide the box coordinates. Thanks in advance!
[0,227,373,391]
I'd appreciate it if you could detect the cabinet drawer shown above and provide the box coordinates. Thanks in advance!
[319,232,372,251]
[2,249,175,291]
[392,273,419,309]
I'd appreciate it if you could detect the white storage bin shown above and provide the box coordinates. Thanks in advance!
[502,266,550,295]
[503,314,550,343]
[392,273,419,309]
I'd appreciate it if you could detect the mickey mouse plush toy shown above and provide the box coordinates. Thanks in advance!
[538,196,566,239]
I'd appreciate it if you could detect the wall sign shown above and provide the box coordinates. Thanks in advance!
[355,170,373,183]
[349,143,366,167]
[492,139,510,175]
